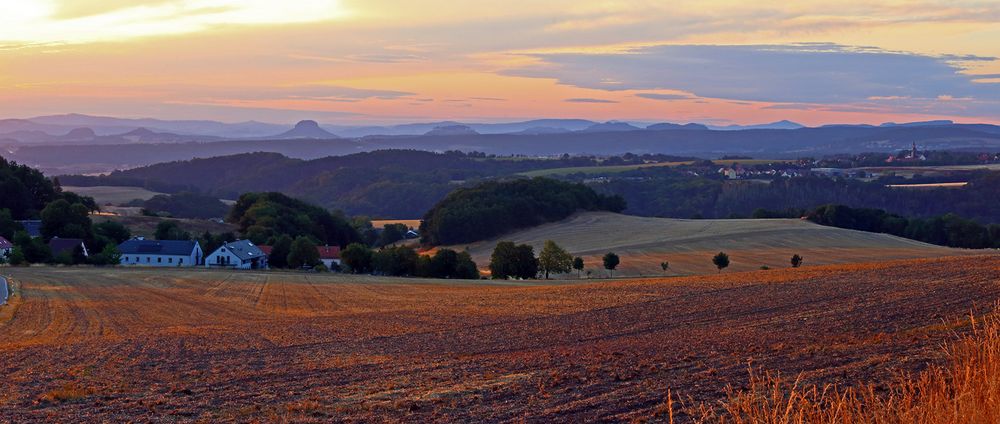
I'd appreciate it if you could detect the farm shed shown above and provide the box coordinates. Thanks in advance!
[118,238,203,267]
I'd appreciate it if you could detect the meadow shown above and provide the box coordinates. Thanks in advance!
[62,186,165,206]
[0,256,998,422]
[453,212,975,277]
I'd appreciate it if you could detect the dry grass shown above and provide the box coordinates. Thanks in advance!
[689,313,1000,424]
[452,212,977,277]
[38,383,95,404]
[63,186,165,205]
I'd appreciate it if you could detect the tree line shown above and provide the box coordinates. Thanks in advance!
[587,167,1000,224]
[805,204,1000,249]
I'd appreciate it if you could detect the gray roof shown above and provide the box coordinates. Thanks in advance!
[118,239,200,256]
[17,220,41,238]
[215,240,266,261]
[48,238,86,256]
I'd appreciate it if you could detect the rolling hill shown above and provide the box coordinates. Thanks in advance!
[451,212,976,277]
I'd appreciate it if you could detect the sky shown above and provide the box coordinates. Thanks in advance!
[1,0,999,126]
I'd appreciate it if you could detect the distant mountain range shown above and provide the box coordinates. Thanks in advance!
[3,113,1000,175]
[2,114,808,144]
[7,114,995,147]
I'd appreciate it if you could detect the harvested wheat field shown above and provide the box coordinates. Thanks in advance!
[452,212,976,277]
[1,256,999,422]
[63,186,166,205]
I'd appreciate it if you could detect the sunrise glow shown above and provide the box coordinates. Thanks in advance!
[1,0,998,125]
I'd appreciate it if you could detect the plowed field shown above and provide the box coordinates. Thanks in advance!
[1,256,998,422]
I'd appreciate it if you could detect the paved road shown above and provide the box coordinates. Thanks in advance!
[0,276,7,305]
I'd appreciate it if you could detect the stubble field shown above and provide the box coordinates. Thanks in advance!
[453,212,975,277]
[0,255,998,422]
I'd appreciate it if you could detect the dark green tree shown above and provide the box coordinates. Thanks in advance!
[538,240,573,279]
[89,244,122,266]
[198,231,236,256]
[268,234,294,269]
[454,251,480,279]
[13,231,51,264]
[489,241,538,279]
[155,221,191,241]
[603,252,620,278]
[0,208,22,240]
[40,199,92,240]
[372,246,419,276]
[287,236,320,269]
[572,256,585,278]
[375,224,408,247]
[341,243,373,274]
[7,248,26,266]
[93,221,131,243]
[660,261,670,275]
[713,252,730,273]
[790,254,803,268]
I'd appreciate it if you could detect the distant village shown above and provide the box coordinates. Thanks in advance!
[0,220,419,271]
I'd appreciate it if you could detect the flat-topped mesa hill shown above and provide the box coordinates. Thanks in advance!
[450,211,978,277]
[270,120,340,139]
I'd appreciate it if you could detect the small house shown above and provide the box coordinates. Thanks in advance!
[118,238,203,267]
[48,238,88,259]
[317,245,341,269]
[0,236,12,258]
[205,240,268,270]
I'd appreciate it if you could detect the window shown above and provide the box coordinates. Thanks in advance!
[157,257,162,263]
[124,256,128,262]
[179,258,183,264]
[147,257,150,263]
[168,258,173,264]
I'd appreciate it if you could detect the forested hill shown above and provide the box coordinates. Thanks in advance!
[59,150,615,218]
[420,178,626,245]
[1,156,97,219]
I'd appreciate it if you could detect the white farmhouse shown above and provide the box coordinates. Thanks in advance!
[118,238,203,267]
[205,240,268,270]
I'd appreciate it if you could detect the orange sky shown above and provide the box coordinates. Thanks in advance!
[2,0,999,126]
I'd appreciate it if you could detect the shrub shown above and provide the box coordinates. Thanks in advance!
[713,252,730,273]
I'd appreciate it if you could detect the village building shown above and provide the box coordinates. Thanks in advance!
[886,142,926,163]
[0,236,12,258]
[118,238,203,267]
[205,240,268,270]
[318,245,342,269]
[48,238,88,259]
